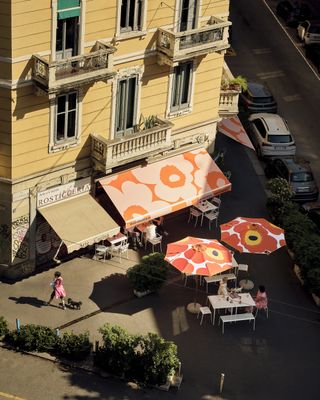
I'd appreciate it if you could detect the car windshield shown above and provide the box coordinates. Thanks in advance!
[252,96,274,103]
[291,172,314,182]
[267,135,293,143]
[309,26,320,34]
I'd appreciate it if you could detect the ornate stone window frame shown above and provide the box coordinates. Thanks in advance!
[166,59,196,118]
[48,89,83,153]
[110,65,144,139]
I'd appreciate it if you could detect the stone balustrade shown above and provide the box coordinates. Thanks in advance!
[91,117,173,171]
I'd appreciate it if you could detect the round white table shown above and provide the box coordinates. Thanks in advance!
[239,279,254,290]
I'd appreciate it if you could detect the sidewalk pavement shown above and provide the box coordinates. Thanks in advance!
[1,135,320,399]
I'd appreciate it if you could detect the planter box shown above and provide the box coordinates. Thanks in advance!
[293,265,304,285]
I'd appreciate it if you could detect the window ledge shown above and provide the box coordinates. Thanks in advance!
[49,139,80,153]
[167,108,192,119]
[114,31,148,42]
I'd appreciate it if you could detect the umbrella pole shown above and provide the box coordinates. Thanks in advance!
[187,275,201,314]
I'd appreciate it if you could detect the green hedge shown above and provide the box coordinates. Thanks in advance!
[4,324,58,353]
[1,320,180,386]
[267,178,320,296]
[3,324,91,360]
[55,331,92,361]
[95,323,180,386]
[0,316,9,337]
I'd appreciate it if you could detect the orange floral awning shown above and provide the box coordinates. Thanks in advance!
[99,149,231,228]
[165,237,233,276]
[220,217,286,254]
[218,117,255,150]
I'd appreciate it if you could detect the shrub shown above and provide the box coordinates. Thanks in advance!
[127,252,169,293]
[134,333,179,386]
[0,316,9,337]
[55,331,92,361]
[267,177,294,202]
[4,324,57,353]
[282,208,316,249]
[95,323,180,386]
[96,324,139,377]
[304,268,320,296]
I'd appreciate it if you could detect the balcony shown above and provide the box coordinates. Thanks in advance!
[157,17,231,66]
[32,41,116,95]
[218,63,241,117]
[91,117,173,172]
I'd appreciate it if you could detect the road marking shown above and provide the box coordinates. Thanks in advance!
[0,392,27,400]
[257,70,285,79]
[252,48,272,55]
[262,0,320,81]
[283,94,302,102]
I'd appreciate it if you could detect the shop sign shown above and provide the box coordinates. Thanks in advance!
[37,177,91,208]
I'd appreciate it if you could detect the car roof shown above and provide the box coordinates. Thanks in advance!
[275,158,312,173]
[251,113,290,134]
[247,82,272,98]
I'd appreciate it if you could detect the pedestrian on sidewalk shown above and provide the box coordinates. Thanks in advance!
[47,271,66,309]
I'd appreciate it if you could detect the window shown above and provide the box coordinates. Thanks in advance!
[252,119,267,138]
[171,62,192,112]
[120,0,143,32]
[56,17,79,59]
[56,92,78,142]
[56,0,81,59]
[179,0,198,32]
[115,76,138,137]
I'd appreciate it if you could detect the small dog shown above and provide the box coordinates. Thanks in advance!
[67,298,82,310]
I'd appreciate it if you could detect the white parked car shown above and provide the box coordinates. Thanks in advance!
[248,113,296,158]
[297,20,320,45]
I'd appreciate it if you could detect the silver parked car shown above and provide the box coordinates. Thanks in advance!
[248,113,296,158]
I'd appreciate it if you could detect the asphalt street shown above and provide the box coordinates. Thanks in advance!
[229,0,320,184]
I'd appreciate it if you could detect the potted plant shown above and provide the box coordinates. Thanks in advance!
[221,75,248,92]
[126,252,169,297]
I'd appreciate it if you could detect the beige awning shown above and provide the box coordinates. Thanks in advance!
[38,193,120,253]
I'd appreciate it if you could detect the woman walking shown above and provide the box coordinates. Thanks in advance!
[47,271,66,309]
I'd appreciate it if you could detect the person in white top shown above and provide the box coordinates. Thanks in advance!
[145,222,157,240]
[218,276,229,297]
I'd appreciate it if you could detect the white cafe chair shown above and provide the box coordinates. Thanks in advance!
[188,207,202,227]
[94,244,108,262]
[145,233,163,253]
[204,209,219,230]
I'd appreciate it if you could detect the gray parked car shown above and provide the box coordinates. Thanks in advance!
[239,82,277,114]
[264,157,319,202]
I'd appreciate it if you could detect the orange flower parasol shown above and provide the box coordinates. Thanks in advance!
[165,236,233,276]
[220,217,286,254]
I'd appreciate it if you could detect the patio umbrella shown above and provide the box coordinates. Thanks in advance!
[220,217,286,288]
[165,236,233,313]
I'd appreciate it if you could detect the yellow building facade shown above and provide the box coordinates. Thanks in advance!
[0,0,239,279]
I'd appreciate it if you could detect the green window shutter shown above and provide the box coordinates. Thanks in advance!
[58,0,80,10]
[58,0,80,19]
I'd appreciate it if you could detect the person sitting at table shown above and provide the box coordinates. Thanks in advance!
[254,285,268,310]
[153,216,168,236]
[145,221,157,241]
[218,276,230,297]
[245,285,268,313]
